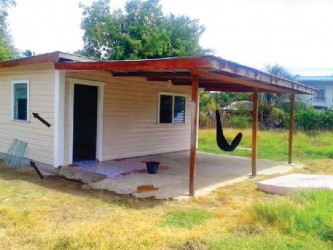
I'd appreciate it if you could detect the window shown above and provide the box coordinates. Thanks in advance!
[314,88,325,102]
[159,93,186,124]
[12,81,29,121]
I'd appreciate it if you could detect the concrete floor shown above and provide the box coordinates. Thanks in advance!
[60,151,302,199]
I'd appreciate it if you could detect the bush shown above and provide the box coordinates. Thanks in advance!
[229,115,251,129]
[295,109,321,130]
[199,111,208,127]
[295,109,333,131]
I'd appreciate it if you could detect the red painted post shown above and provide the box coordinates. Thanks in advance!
[189,75,199,196]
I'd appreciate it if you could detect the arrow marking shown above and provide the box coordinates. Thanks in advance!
[32,112,51,127]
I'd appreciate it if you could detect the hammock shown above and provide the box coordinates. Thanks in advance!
[216,110,242,151]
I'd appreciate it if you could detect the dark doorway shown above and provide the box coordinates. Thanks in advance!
[73,84,98,162]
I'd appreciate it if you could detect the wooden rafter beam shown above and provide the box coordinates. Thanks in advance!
[55,56,218,71]
[204,87,256,92]
[112,71,190,78]
[191,69,298,94]
[204,87,275,93]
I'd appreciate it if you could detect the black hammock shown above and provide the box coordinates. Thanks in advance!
[216,110,242,152]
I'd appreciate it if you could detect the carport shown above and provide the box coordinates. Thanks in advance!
[55,55,316,196]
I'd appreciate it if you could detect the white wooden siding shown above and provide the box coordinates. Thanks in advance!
[0,64,55,165]
[65,71,191,163]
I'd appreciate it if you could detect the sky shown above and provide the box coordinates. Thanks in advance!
[7,0,333,76]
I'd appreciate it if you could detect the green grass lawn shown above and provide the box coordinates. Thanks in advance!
[199,128,333,162]
[0,129,332,249]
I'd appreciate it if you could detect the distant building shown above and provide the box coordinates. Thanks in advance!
[297,76,333,109]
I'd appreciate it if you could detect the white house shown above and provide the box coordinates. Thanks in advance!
[0,52,316,195]
[297,76,333,109]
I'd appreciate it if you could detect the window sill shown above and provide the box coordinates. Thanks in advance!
[158,122,187,125]
[11,119,30,123]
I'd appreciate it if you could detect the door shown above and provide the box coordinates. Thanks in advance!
[73,84,98,162]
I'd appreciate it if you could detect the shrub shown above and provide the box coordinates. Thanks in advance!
[199,111,208,127]
[295,109,322,130]
[229,115,251,129]
[295,109,333,131]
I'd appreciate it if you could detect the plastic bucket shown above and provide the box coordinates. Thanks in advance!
[146,161,160,174]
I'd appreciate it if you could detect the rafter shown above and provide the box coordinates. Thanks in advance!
[191,69,298,94]
[112,71,190,78]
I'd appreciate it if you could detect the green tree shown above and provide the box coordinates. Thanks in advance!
[78,0,209,59]
[261,64,310,128]
[0,0,18,60]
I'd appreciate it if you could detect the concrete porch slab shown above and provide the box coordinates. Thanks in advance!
[60,151,302,199]
[257,174,333,195]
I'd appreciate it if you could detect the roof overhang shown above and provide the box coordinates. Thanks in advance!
[54,55,316,95]
[0,51,97,69]
[0,52,316,95]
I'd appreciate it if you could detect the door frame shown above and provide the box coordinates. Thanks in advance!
[68,78,104,163]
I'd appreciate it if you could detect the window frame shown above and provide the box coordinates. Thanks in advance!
[11,80,30,122]
[314,88,326,102]
[158,92,187,124]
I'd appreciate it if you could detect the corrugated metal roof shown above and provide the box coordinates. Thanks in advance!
[0,51,317,95]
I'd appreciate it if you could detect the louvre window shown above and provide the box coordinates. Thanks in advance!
[159,93,186,124]
[12,81,29,121]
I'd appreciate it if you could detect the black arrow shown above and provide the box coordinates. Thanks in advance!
[32,112,51,127]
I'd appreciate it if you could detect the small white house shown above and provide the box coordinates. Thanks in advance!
[297,76,333,109]
[0,52,315,195]
[0,52,193,170]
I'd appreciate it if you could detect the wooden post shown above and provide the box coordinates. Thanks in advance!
[251,89,259,177]
[189,76,199,196]
[288,94,295,164]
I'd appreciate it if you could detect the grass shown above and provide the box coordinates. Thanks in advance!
[0,159,332,249]
[0,130,333,249]
[160,209,212,229]
[252,190,333,241]
[199,128,333,162]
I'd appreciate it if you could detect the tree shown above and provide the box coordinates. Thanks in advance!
[260,64,298,127]
[0,0,18,60]
[78,0,209,60]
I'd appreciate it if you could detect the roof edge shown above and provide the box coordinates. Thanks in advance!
[0,51,97,69]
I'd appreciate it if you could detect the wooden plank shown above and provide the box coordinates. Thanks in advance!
[0,52,60,69]
[137,185,159,193]
[55,56,216,71]
[189,75,199,196]
[205,87,273,92]
[288,94,295,164]
[252,90,259,177]
[192,69,296,94]
[113,71,190,78]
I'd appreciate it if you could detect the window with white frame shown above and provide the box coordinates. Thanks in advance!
[12,81,29,121]
[314,88,325,102]
[159,93,186,124]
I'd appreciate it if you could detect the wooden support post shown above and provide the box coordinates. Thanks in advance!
[288,94,295,164]
[251,90,259,177]
[189,76,199,196]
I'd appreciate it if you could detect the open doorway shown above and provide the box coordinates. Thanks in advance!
[73,84,98,162]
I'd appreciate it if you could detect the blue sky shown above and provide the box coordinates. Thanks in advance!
[8,0,333,75]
